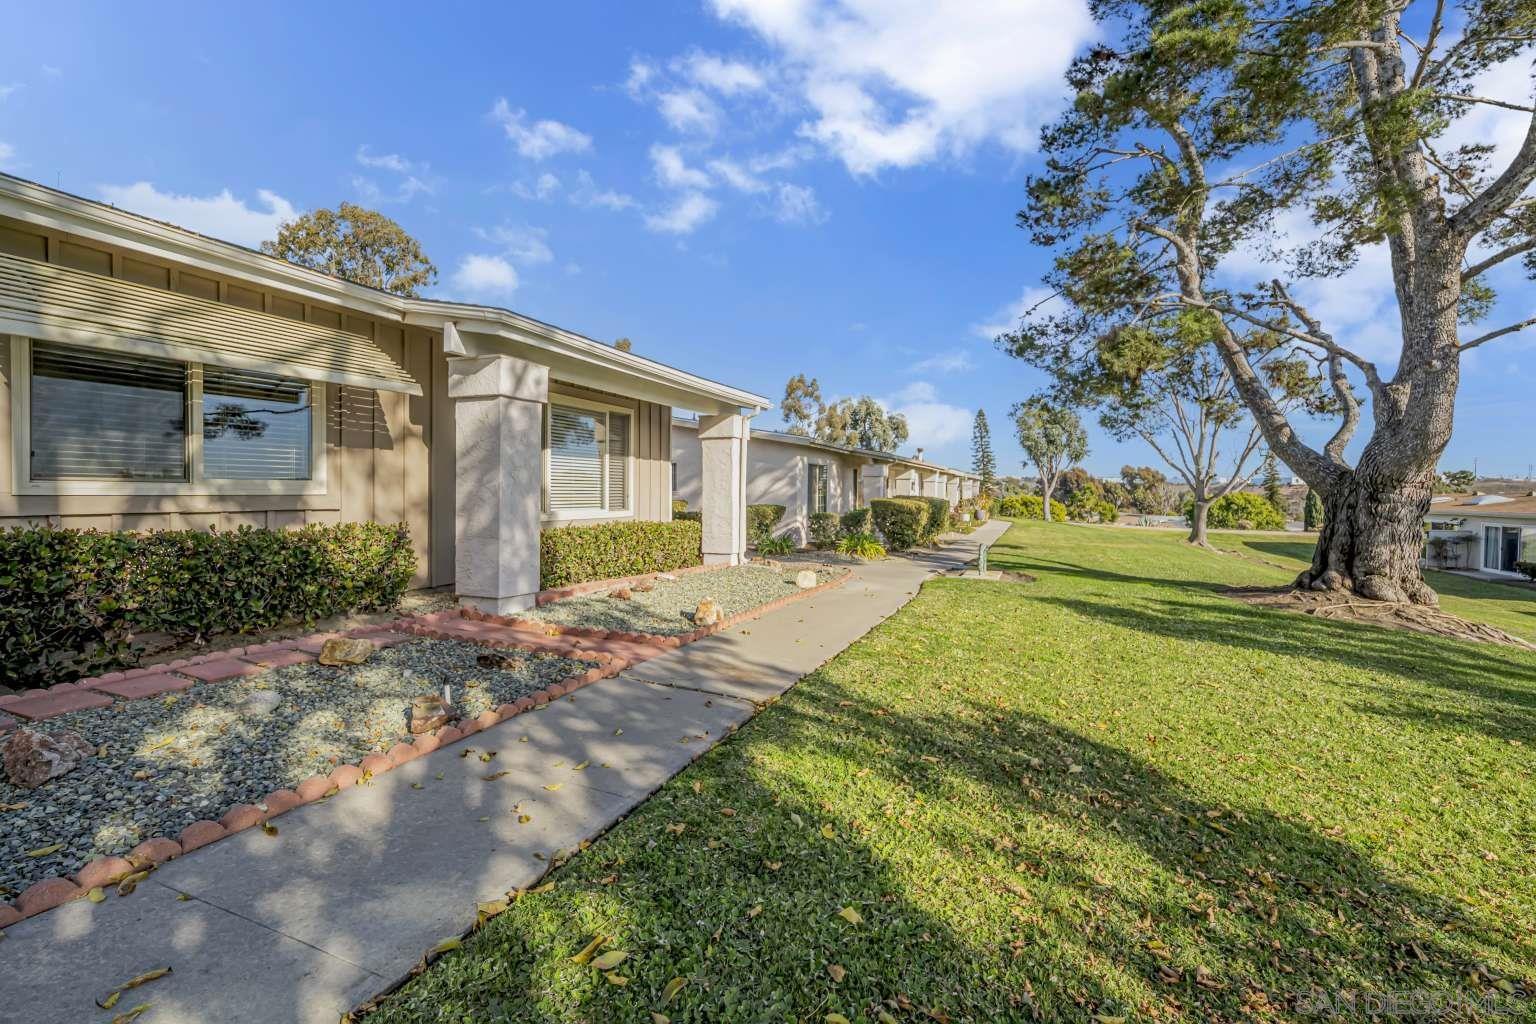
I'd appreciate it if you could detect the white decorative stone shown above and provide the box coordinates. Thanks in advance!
[244,690,282,717]
[795,570,818,590]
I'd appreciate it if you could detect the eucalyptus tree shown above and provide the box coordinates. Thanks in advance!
[262,203,436,296]
[780,374,824,436]
[1012,398,1090,522]
[1006,0,1536,605]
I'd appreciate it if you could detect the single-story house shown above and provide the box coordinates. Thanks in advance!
[1424,493,1536,576]
[0,172,769,612]
[671,417,980,547]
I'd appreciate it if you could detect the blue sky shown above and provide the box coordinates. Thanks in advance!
[1,1,1531,481]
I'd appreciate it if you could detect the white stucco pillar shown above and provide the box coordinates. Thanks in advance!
[922,471,943,498]
[861,463,888,502]
[947,476,961,504]
[449,353,548,614]
[698,411,749,565]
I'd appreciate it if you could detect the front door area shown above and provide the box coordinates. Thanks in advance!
[1483,525,1521,572]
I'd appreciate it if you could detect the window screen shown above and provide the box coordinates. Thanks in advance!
[202,367,312,479]
[808,462,829,514]
[546,403,631,512]
[30,342,188,481]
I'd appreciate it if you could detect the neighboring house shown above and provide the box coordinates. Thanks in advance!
[1425,493,1536,576]
[671,418,980,547]
[0,173,768,613]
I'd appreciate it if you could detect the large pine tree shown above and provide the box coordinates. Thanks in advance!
[971,409,997,496]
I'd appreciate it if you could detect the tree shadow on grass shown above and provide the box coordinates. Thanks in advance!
[371,669,1534,1023]
[1034,590,1536,745]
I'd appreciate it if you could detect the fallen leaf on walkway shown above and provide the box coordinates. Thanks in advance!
[479,752,498,763]
[99,991,120,1010]
[591,950,629,970]
[572,760,589,771]
[176,894,191,902]
[543,783,562,791]
[260,822,279,837]
[429,937,462,956]
[110,1003,151,1023]
[87,886,106,903]
[477,816,489,822]
[517,814,532,824]
[516,881,556,897]
[570,934,608,964]
[661,976,688,1005]
[435,771,445,780]
[837,906,863,925]
[117,870,151,896]
[484,770,512,781]
[24,843,62,858]
[476,899,509,923]
[614,728,623,736]
[411,782,424,789]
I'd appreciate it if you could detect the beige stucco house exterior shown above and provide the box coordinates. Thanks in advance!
[1424,493,1536,576]
[0,173,768,613]
[671,418,980,547]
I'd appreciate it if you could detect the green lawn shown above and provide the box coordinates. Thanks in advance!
[1211,531,1536,643]
[368,521,1536,1023]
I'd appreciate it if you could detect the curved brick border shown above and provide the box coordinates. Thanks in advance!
[0,629,625,930]
[0,564,850,930]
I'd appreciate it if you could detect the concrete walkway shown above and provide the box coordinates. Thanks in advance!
[0,521,1008,1024]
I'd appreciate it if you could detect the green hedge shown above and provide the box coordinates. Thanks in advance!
[918,497,950,542]
[1184,492,1287,530]
[870,498,929,551]
[808,512,840,549]
[747,504,786,546]
[839,507,873,536]
[0,522,416,689]
[675,510,703,524]
[997,494,1066,521]
[540,519,702,589]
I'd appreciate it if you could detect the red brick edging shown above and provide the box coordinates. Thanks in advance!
[0,564,851,930]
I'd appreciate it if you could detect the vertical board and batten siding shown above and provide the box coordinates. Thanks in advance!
[0,215,453,589]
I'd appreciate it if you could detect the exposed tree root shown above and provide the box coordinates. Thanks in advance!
[1224,586,1536,650]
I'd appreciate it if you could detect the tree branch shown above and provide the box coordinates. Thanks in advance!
[1461,315,1536,351]
[1409,0,1444,89]
[1432,93,1536,114]
[1462,237,1536,282]
[1451,108,1536,239]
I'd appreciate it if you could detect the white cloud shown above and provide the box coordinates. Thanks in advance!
[658,89,722,136]
[451,254,519,297]
[972,286,1058,340]
[707,156,768,193]
[490,99,593,160]
[645,192,719,234]
[570,171,637,211]
[41,65,61,78]
[0,142,15,171]
[772,182,827,224]
[511,172,563,201]
[708,0,1095,174]
[625,59,656,98]
[0,84,20,101]
[352,145,433,203]
[651,145,713,190]
[911,348,974,373]
[97,181,297,248]
[355,145,414,174]
[476,224,555,266]
[883,380,973,446]
[681,53,767,95]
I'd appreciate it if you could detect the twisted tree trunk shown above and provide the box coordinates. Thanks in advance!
[1298,471,1437,605]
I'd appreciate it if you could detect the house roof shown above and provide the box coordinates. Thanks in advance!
[673,416,980,480]
[1427,493,1536,520]
[0,172,770,413]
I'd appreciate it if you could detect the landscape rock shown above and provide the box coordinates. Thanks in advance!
[3,728,94,789]
[693,597,725,627]
[317,637,374,666]
[795,570,818,590]
[409,694,458,735]
[244,689,282,717]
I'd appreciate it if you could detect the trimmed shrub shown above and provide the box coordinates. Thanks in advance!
[758,535,797,556]
[675,510,703,524]
[918,497,950,543]
[808,512,840,549]
[540,519,702,589]
[0,522,416,689]
[671,498,689,516]
[996,494,1066,521]
[1184,492,1287,531]
[1513,560,1536,582]
[870,497,929,551]
[747,504,786,547]
[839,507,873,536]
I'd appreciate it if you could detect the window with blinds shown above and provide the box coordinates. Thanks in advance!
[202,367,312,479]
[545,403,631,513]
[807,462,829,514]
[30,342,189,481]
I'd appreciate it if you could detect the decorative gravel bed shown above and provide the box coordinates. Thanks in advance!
[526,563,843,636]
[0,639,595,897]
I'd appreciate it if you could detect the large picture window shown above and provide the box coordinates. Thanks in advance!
[14,338,323,494]
[30,342,188,481]
[545,400,632,515]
